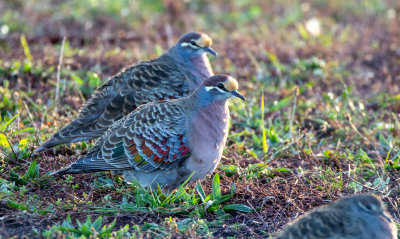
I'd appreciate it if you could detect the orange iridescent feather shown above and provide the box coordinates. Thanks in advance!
[128,135,189,166]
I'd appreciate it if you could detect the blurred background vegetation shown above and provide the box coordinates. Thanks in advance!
[0,0,400,237]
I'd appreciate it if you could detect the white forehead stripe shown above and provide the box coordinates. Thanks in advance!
[180,42,200,48]
[204,86,226,93]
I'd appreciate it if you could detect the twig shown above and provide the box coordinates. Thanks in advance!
[164,24,173,48]
[86,185,94,203]
[23,101,40,147]
[138,212,150,224]
[246,200,269,231]
[289,87,299,138]
[55,36,66,107]
[245,49,263,79]
[21,92,40,109]
[386,196,400,220]
[4,134,18,160]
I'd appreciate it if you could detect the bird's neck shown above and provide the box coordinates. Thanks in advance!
[184,91,229,132]
[197,100,229,120]
[166,48,214,92]
[185,99,229,176]
[189,99,229,141]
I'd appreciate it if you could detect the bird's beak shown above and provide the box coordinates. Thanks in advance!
[203,46,218,56]
[231,90,246,101]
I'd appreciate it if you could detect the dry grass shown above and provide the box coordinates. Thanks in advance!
[1,0,400,237]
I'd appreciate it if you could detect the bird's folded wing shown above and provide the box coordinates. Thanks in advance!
[86,101,190,172]
[75,61,186,128]
[280,210,363,238]
[37,62,188,151]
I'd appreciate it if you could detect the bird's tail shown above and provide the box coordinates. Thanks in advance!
[35,122,104,153]
[50,164,106,175]
[50,152,132,176]
[51,152,104,175]
[50,165,80,175]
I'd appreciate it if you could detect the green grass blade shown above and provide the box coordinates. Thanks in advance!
[223,204,253,213]
[212,173,221,203]
[196,182,206,202]
[20,34,33,63]
[261,92,268,155]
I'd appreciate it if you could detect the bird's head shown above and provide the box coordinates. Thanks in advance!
[354,194,395,223]
[176,32,218,57]
[196,75,245,105]
[355,194,384,215]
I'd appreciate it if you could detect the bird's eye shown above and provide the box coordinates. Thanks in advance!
[359,201,376,212]
[217,83,224,89]
[190,41,198,46]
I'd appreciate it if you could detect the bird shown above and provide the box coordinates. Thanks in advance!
[35,32,218,152]
[50,75,245,190]
[276,194,398,239]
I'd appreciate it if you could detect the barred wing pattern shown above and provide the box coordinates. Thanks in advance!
[277,210,362,239]
[36,59,189,151]
[54,101,191,174]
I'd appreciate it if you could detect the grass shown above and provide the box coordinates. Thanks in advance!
[1,0,400,237]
